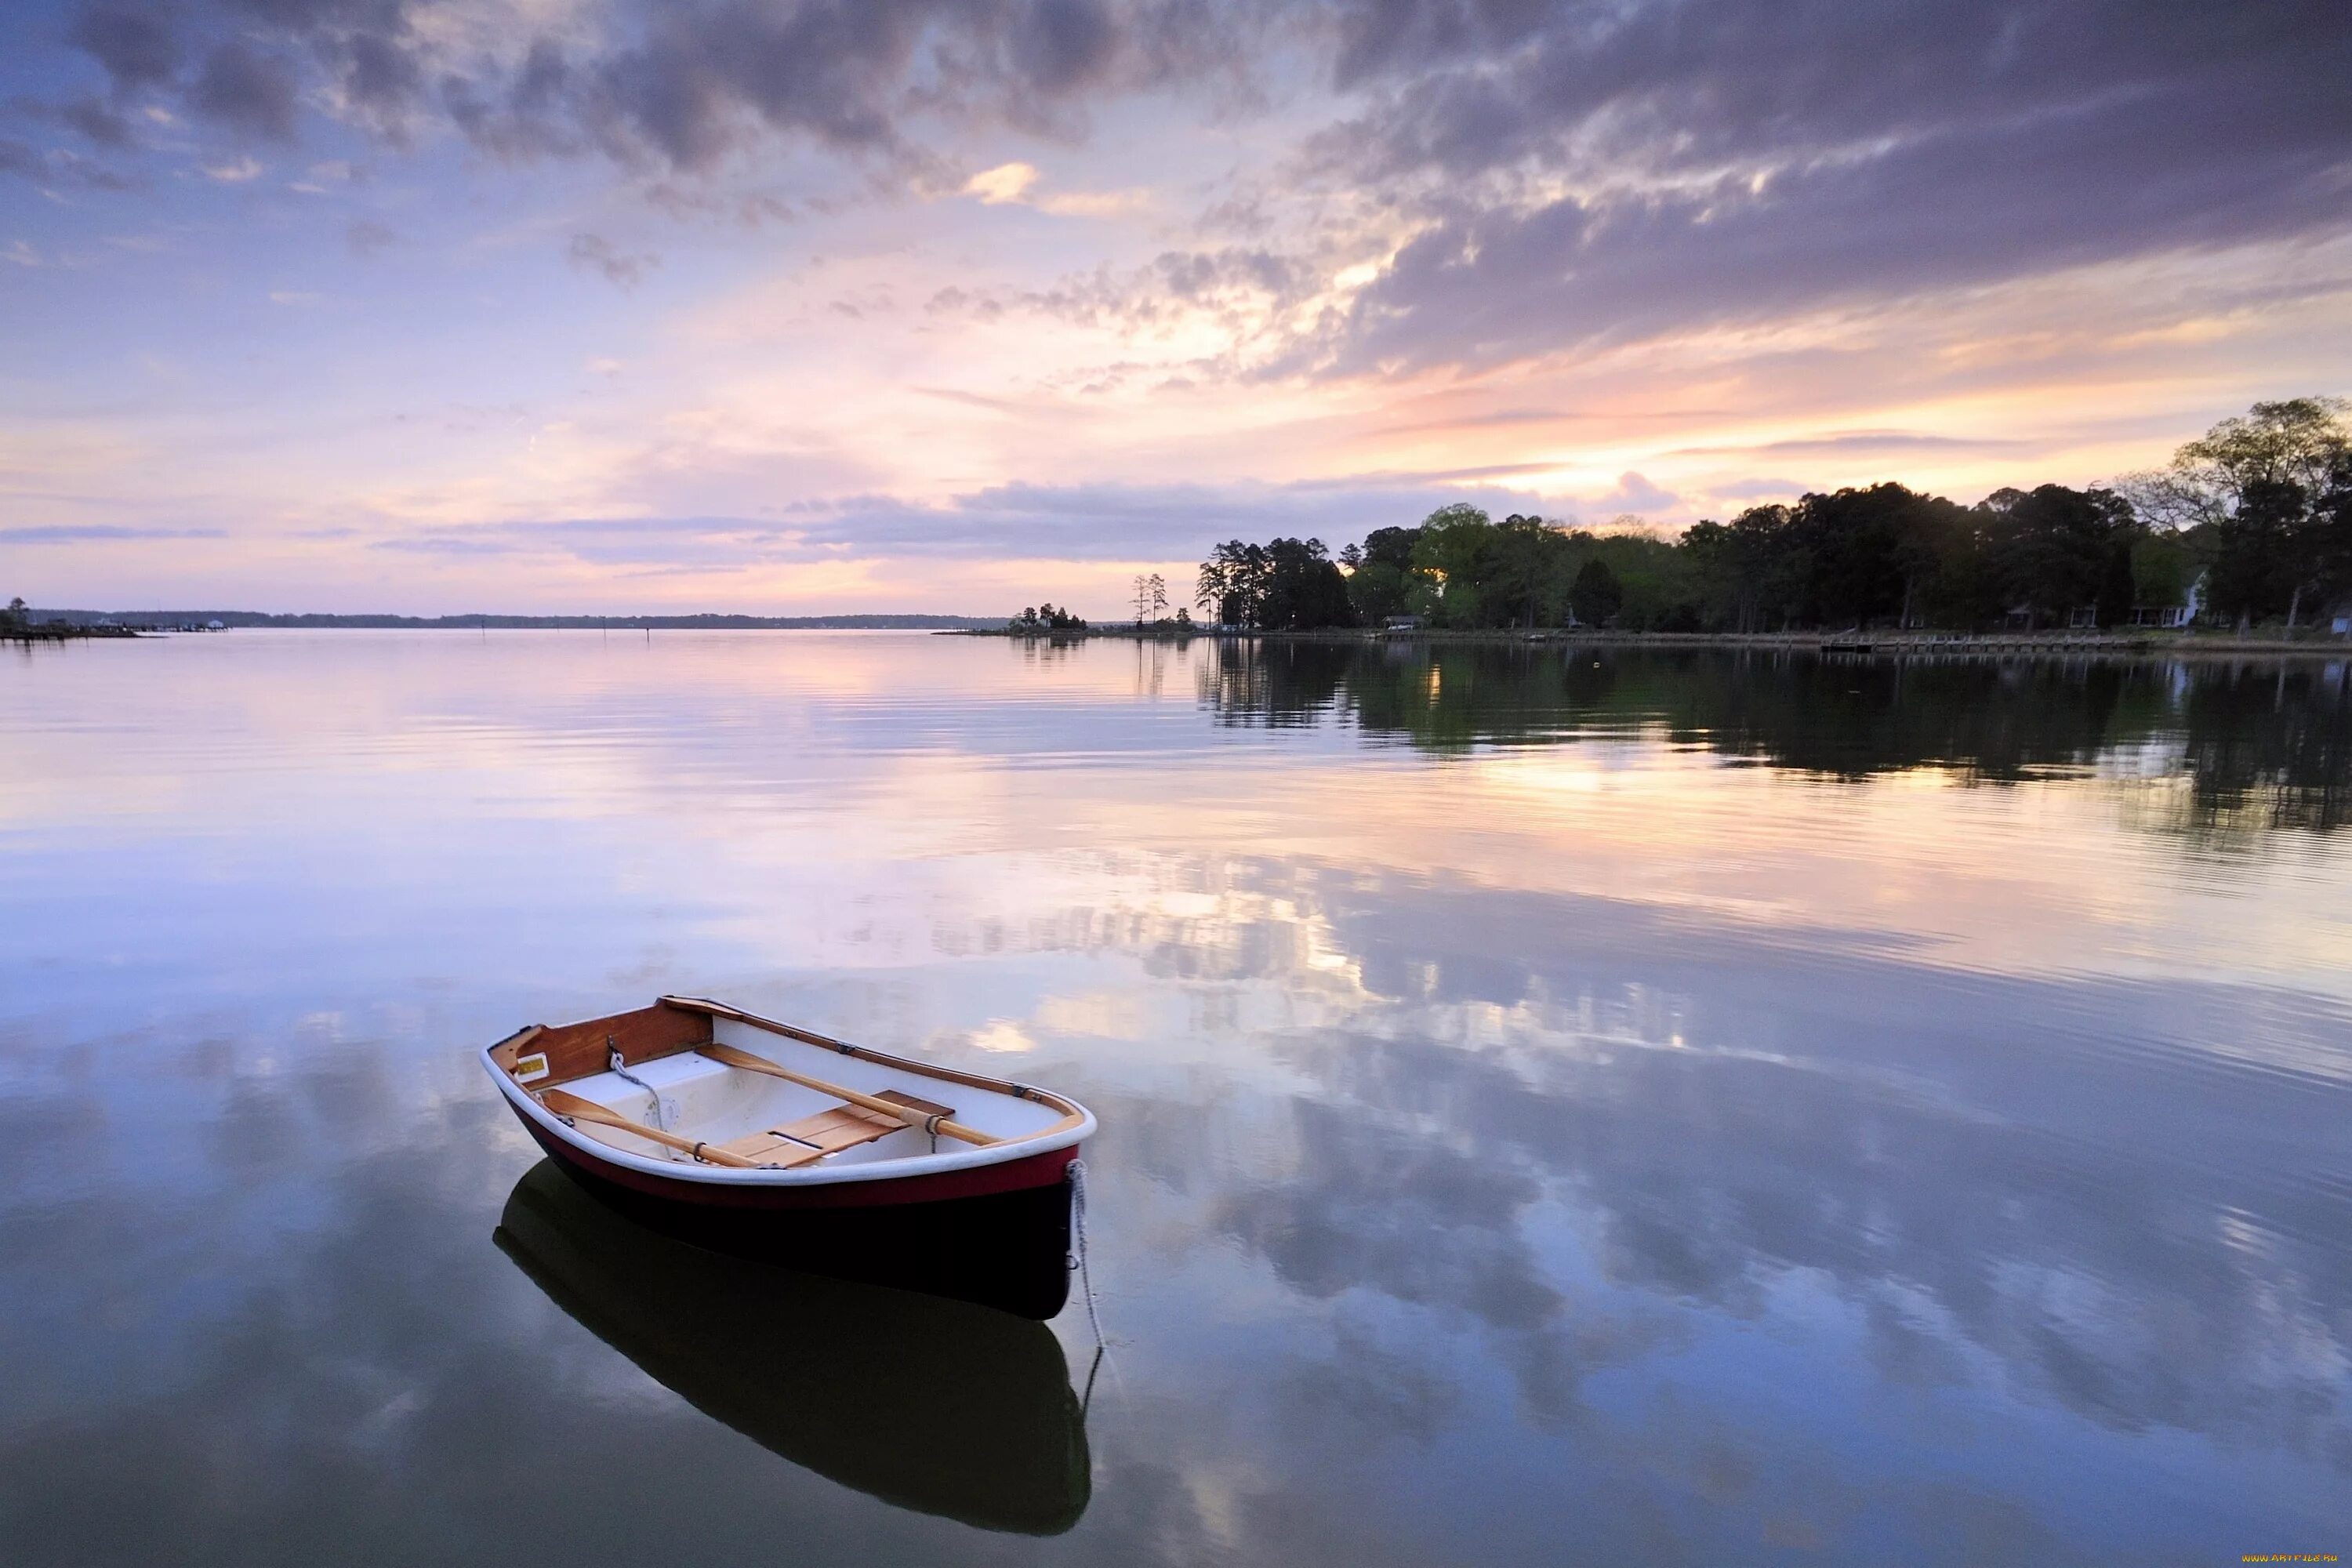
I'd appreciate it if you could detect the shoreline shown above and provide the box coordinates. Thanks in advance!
[4,625,142,644]
[960,626,2352,658]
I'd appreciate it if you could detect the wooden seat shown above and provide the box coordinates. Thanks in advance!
[715,1089,958,1169]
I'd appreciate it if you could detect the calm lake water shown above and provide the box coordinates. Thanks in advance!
[5,630,2350,1564]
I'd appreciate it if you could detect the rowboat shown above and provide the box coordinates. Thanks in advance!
[482,996,1096,1214]
[496,1161,1091,1534]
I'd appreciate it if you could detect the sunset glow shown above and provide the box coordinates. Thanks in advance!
[5,2,2347,613]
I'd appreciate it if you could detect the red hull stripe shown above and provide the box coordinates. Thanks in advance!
[515,1102,1078,1210]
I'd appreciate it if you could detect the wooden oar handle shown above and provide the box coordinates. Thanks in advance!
[539,1087,759,1168]
[699,1043,1000,1147]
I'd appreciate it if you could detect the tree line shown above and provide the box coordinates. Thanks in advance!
[1009,602,1090,631]
[1192,398,2352,633]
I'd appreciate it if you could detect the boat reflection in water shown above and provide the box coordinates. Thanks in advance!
[494,1161,1093,1535]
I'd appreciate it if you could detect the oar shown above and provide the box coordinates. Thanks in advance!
[699,1042,1000,1146]
[538,1087,760,1168]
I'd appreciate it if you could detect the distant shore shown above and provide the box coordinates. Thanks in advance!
[18,610,1000,631]
[963,626,2352,658]
[4,622,141,643]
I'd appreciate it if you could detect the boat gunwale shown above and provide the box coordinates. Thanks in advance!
[482,996,1094,1188]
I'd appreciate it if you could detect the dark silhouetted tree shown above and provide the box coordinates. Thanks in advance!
[1977,485,2137,628]
[1341,524,1431,621]
[2207,479,2307,627]
[2097,539,2138,628]
[1260,538,1356,630]
[1197,540,1271,626]
[1569,557,1623,626]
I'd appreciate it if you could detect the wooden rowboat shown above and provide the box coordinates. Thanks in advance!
[483,996,1095,1214]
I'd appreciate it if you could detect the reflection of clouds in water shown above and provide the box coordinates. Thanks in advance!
[967,1018,1038,1052]
[5,637,2349,1559]
[1218,1096,1553,1323]
[1,1025,1577,1566]
[20,638,2343,1023]
[1279,1320,1461,1445]
[970,849,2351,1464]
[0,1025,1086,1564]
[0,1020,517,1422]
[1288,1024,2347,1453]
[1236,891,2352,1461]
[1210,1096,1690,1429]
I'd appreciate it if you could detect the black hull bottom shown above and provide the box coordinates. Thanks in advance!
[495,1162,1091,1533]
[546,1153,1076,1319]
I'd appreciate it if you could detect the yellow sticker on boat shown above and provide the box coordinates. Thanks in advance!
[515,1052,550,1083]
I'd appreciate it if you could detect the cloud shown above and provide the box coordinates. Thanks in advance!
[67,5,182,93]
[1036,187,1152,218]
[1588,471,1678,514]
[0,138,136,192]
[524,477,1582,564]
[964,161,1040,204]
[28,2,2342,390]
[572,2,941,169]
[567,232,659,289]
[565,0,1246,172]
[1668,430,2027,460]
[1327,0,2352,192]
[1336,461,1562,485]
[191,42,299,142]
[1007,0,1121,95]
[339,30,424,136]
[924,285,999,321]
[956,158,1143,216]
[1294,0,2352,376]
[938,244,1314,342]
[60,97,137,150]
[345,219,397,257]
[641,180,793,226]
[0,524,226,543]
[439,37,583,162]
[299,477,1581,577]
[38,0,1261,184]
[9,0,2351,604]
[368,534,525,555]
[789,481,1359,559]
[1704,477,1807,504]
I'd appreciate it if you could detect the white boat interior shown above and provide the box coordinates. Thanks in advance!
[485,996,1088,1181]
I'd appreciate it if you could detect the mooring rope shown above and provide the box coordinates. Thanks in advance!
[608,1041,677,1157]
[1067,1156,1109,1353]
[1079,1343,1105,1419]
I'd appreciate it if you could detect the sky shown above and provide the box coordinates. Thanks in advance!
[2,0,2349,615]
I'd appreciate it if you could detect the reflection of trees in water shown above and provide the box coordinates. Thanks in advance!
[1198,642,2352,837]
[2157,661,2352,842]
[1012,633,1086,665]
